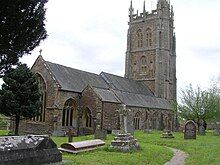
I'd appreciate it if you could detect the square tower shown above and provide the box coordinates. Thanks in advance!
[125,0,176,101]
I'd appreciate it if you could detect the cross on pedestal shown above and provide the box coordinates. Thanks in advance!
[116,104,130,134]
[66,128,75,143]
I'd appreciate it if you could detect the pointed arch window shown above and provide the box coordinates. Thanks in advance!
[134,112,142,130]
[137,29,143,48]
[62,99,77,127]
[146,28,152,47]
[34,74,46,122]
[140,56,147,74]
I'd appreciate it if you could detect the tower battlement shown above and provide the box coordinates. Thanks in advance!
[129,0,174,24]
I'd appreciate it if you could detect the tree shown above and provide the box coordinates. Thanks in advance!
[0,0,48,76]
[178,84,220,130]
[0,64,41,135]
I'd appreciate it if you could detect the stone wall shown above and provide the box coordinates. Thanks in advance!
[102,102,121,131]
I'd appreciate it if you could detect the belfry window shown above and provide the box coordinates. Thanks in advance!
[146,28,152,47]
[137,29,143,48]
[33,74,46,122]
[62,99,77,127]
[140,56,147,74]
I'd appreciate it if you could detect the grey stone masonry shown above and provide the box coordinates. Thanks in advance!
[125,0,176,101]
[110,133,140,152]
[0,135,62,164]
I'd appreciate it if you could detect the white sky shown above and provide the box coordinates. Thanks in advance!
[20,0,220,97]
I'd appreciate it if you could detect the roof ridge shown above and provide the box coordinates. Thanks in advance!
[45,60,101,77]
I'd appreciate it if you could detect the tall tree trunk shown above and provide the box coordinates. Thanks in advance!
[15,115,20,135]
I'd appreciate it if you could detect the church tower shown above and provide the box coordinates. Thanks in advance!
[125,0,176,101]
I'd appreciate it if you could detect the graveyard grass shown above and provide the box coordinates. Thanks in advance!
[51,131,220,165]
[0,130,220,164]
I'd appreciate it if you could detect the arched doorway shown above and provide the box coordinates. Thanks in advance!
[62,99,77,127]
[134,112,142,130]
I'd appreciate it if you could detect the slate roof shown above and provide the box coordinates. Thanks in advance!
[100,72,154,96]
[39,58,171,110]
[113,90,171,110]
[45,61,109,92]
[93,88,120,103]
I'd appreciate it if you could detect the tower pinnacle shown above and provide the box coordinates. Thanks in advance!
[143,0,146,13]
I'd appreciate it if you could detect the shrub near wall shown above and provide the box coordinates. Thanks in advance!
[0,116,9,130]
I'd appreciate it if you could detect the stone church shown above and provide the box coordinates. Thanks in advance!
[19,0,177,136]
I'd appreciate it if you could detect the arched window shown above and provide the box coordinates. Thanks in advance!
[134,112,142,130]
[62,99,77,127]
[146,28,152,47]
[82,108,92,128]
[140,56,147,74]
[34,74,46,122]
[137,29,143,48]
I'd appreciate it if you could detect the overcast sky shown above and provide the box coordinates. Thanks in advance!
[20,0,220,96]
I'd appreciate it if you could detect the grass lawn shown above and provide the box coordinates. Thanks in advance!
[141,131,220,165]
[52,132,173,165]
[0,130,220,164]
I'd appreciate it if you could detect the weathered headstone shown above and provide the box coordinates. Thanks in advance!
[0,135,62,164]
[94,124,107,140]
[198,119,206,135]
[66,128,75,142]
[198,125,206,135]
[213,129,220,136]
[184,120,196,139]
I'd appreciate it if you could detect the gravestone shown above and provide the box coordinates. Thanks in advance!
[198,119,206,135]
[59,139,105,154]
[184,120,196,139]
[94,124,107,140]
[0,135,62,164]
[198,125,206,135]
[66,128,75,142]
[110,104,140,152]
[213,129,220,136]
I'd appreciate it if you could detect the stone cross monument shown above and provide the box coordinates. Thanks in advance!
[117,104,130,134]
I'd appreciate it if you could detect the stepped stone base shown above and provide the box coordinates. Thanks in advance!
[110,133,140,152]
[161,130,174,138]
